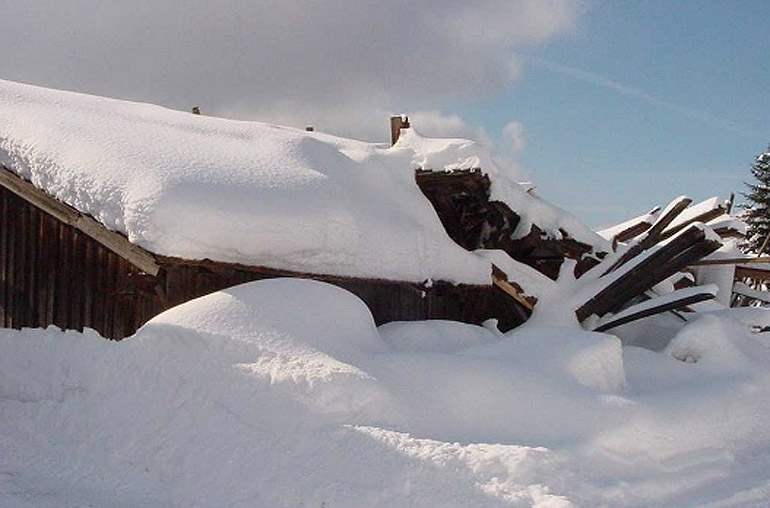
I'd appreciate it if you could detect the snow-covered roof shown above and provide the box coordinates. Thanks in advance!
[0,79,605,284]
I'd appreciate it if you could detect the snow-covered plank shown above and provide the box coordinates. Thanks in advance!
[693,256,770,266]
[593,284,717,332]
[491,264,535,311]
[706,215,746,238]
[577,224,722,322]
[596,206,660,244]
[661,196,725,240]
[601,196,693,275]
[644,196,693,244]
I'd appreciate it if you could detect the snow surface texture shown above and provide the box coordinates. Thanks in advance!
[0,79,604,285]
[3,278,770,507]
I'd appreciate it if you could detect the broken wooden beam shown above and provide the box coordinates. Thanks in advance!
[641,196,693,246]
[603,196,692,275]
[491,264,535,311]
[692,256,770,266]
[577,224,721,322]
[660,197,725,240]
[593,285,717,332]
[725,192,735,214]
[598,206,661,245]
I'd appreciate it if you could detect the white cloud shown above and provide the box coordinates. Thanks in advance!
[502,121,526,153]
[440,0,579,45]
[0,0,581,141]
[409,111,491,143]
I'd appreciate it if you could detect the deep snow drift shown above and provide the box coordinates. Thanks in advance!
[3,279,770,507]
[0,79,604,285]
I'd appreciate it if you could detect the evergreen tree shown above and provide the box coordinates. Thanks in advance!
[742,146,770,252]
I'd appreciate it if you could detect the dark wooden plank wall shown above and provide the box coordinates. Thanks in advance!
[1,186,529,340]
[0,187,156,338]
[158,261,529,333]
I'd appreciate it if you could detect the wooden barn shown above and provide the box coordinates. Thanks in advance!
[0,156,743,340]
[0,80,746,340]
[0,161,542,339]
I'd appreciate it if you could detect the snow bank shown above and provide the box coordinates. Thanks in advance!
[4,278,770,505]
[666,314,766,375]
[0,79,604,285]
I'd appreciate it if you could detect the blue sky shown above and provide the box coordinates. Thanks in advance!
[1,0,767,229]
[454,0,770,227]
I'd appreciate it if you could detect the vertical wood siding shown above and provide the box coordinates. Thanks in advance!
[0,187,154,338]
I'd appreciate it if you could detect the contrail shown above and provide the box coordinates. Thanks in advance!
[526,57,763,140]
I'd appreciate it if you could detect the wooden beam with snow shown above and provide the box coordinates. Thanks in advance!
[660,198,725,241]
[641,196,693,246]
[613,221,653,244]
[711,226,745,239]
[0,165,160,276]
[599,206,661,245]
[593,285,717,332]
[725,192,735,214]
[577,224,721,322]
[693,256,770,266]
[603,196,692,275]
[491,264,535,311]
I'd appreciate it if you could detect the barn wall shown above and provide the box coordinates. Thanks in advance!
[0,186,158,338]
[1,185,529,340]
[158,262,529,333]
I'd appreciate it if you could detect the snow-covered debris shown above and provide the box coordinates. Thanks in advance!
[707,215,747,235]
[3,278,770,506]
[0,78,603,285]
[663,196,722,234]
[597,207,660,242]
[593,284,718,332]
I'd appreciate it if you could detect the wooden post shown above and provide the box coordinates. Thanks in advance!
[390,115,410,146]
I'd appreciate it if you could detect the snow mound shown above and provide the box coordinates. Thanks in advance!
[379,319,499,353]
[4,279,770,506]
[0,78,604,284]
[141,279,392,420]
[147,277,384,358]
[666,314,769,377]
[478,324,627,394]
